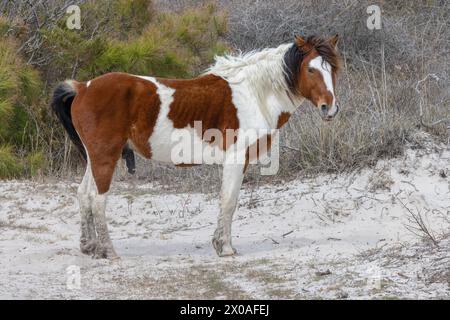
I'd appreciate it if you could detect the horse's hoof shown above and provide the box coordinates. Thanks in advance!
[93,245,119,260]
[80,240,97,255]
[218,246,237,257]
[212,238,237,257]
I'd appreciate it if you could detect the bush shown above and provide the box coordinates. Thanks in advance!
[0,0,229,177]
[144,0,449,187]
[218,0,450,179]
[0,147,44,179]
[2,0,447,183]
[0,145,23,178]
[0,21,44,178]
[40,1,227,81]
[25,151,45,177]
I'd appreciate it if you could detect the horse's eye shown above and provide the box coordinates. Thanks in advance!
[308,68,314,74]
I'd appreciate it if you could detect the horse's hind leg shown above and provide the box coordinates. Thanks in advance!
[78,161,97,255]
[88,146,124,260]
[90,188,117,259]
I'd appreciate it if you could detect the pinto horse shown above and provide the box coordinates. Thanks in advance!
[51,35,341,259]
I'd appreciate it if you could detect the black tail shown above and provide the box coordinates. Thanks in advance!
[51,81,87,161]
[51,81,136,174]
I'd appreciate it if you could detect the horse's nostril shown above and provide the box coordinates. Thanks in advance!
[320,104,327,113]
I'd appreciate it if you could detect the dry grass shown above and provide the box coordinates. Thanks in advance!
[0,0,228,179]
[148,0,450,189]
[1,0,449,186]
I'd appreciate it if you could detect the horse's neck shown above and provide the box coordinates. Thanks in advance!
[240,47,301,127]
[262,93,302,128]
[206,43,304,128]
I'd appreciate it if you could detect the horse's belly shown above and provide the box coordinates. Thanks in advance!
[148,126,226,165]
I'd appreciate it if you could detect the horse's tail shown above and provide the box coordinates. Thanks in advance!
[51,80,136,174]
[51,80,87,161]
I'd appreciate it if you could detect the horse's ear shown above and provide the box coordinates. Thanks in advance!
[294,35,306,47]
[329,34,339,48]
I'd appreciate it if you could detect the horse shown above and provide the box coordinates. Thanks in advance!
[51,35,341,259]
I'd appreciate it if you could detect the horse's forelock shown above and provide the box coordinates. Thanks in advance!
[305,36,341,71]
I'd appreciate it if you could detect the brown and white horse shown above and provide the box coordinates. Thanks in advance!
[51,35,341,259]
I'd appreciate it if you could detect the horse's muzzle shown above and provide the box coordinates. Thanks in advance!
[322,104,339,121]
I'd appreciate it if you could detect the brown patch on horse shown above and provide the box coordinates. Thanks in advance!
[277,112,291,128]
[159,74,239,150]
[128,80,160,158]
[71,73,161,194]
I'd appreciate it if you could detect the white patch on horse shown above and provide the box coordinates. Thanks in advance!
[134,76,226,164]
[309,56,337,115]
[135,76,175,162]
[86,80,91,87]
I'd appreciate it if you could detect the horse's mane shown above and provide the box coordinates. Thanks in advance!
[206,36,340,96]
[205,36,340,125]
[205,43,292,88]
[205,44,293,125]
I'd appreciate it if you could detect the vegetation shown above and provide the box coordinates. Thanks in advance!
[222,0,450,177]
[0,19,44,178]
[0,0,227,178]
[0,0,448,184]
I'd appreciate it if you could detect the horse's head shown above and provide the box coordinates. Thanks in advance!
[284,35,341,121]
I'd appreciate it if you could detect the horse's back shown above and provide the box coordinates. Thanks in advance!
[71,72,241,165]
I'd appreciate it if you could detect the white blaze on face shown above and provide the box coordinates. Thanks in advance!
[308,56,337,116]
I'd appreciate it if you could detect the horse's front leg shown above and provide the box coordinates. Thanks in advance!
[213,162,245,257]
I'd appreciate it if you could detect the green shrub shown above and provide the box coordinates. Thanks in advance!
[81,0,155,40]
[0,37,42,146]
[0,23,44,178]
[0,1,228,177]
[25,151,45,177]
[0,147,45,179]
[40,1,228,81]
[0,145,23,179]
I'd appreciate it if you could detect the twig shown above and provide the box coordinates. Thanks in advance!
[396,196,439,247]
[282,230,294,237]
[281,145,300,152]
[415,74,450,129]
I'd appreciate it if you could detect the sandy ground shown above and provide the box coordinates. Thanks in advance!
[0,142,449,299]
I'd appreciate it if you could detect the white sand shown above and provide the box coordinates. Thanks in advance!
[0,143,449,299]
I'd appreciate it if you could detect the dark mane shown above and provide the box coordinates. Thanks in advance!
[283,43,305,94]
[283,35,341,94]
